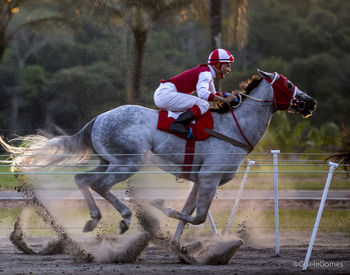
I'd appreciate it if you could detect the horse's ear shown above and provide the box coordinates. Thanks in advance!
[257,69,275,80]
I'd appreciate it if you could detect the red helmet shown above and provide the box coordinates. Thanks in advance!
[208,49,234,65]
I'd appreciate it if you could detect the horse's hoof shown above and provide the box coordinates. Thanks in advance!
[171,240,181,251]
[119,220,129,234]
[150,199,165,208]
[82,219,98,232]
[184,241,203,254]
[171,244,198,265]
[200,239,244,265]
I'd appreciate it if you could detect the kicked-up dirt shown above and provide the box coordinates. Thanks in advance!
[0,230,349,274]
[0,235,349,274]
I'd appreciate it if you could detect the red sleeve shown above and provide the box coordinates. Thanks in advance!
[208,93,215,101]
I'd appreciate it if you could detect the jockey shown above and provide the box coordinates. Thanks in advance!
[154,48,236,139]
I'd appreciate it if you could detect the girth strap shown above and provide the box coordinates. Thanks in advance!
[205,128,252,152]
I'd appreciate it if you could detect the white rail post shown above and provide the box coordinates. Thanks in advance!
[302,161,339,271]
[225,159,255,234]
[189,181,218,235]
[207,210,218,235]
[271,150,280,256]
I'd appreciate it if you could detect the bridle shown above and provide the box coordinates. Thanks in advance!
[224,72,308,152]
[238,72,306,113]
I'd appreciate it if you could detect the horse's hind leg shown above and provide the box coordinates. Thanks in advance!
[89,163,144,234]
[77,155,142,234]
[75,160,108,232]
[91,186,132,234]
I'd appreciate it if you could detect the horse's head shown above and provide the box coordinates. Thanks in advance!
[258,69,317,118]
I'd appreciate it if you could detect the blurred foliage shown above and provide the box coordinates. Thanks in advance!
[255,113,341,153]
[19,65,47,98]
[0,0,349,153]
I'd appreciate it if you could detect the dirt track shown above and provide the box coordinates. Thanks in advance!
[0,233,349,274]
[1,189,349,274]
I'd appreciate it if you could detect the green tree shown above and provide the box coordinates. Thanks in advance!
[44,62,121,130]
[309,122,341,152]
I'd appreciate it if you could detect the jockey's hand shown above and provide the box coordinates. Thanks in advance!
[213,92,238,103]
[223,93,238,103]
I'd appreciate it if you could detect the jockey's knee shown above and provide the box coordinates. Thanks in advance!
[197,101,210,115]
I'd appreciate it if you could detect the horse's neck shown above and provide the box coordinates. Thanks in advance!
[218,80,274,147]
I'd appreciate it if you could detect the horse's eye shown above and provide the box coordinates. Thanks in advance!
[287,81,293,91]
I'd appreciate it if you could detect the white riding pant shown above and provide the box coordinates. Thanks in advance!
[154,82,210,115]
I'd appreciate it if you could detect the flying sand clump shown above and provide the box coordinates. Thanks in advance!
[12,178,94,263]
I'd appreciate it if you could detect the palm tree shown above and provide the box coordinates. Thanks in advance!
[92,0,190,104]
[186,0,248,90]
[185,0,248,51]
[82,0,248,102]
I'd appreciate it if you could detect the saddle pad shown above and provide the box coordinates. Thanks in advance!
[157,110,213,141]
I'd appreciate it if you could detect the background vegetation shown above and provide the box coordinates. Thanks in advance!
[0,0,349,153]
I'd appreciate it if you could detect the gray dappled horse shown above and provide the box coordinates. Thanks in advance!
[1,70,316,248]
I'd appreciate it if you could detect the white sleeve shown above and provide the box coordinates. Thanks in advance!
[196,71,216,100]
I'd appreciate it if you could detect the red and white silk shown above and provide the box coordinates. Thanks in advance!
[154,64,218,116]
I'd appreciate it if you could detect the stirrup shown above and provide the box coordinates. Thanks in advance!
[169,123,193,139]
[186,128,193,139]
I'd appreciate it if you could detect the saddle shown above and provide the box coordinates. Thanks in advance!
[157,110,213,141]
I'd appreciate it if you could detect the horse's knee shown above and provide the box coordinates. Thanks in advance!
[90,182,106,195]
[122,208,132,218]
[191,214,207,225]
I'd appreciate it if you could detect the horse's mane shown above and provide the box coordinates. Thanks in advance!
[239,74,263,94]
[210,75,263,113]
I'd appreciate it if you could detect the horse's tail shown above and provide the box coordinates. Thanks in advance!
[0,119,96,172]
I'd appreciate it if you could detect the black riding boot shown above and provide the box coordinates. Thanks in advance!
[169,110,194,138]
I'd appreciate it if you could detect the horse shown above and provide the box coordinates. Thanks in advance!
[0,69,317,250]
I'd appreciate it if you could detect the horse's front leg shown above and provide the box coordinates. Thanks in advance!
[171,182,198,247]
[151,177,219,225]
[189,176,219,225]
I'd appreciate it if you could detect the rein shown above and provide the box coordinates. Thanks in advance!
[239,92,270,103]
[205,128,252,152]
[230,110,254,151]
[204,108,255,152]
